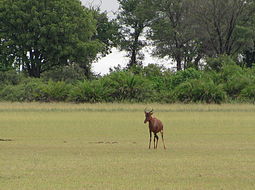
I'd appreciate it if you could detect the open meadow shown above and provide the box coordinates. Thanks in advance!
[0,103,255,190]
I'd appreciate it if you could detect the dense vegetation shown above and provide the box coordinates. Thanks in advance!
[0,56,254,103]
[0,0,255,104]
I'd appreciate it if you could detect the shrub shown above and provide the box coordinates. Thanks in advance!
[140,64,167,78]
[171,68,202,87]
[19,78,46,101]
[69,79,112,103]
[0,70,22,85]
[43,67,172,103]
[223,75,250,99]
[0,85,24,101]
[0,79,73,102]
[1,64,255,103]
[240,84,255,103]
[105,71,153,102]
[173,79,226,104]
[153,77,170,93]
[220,63,244,82]
[206,55,236,72]
[0,78,46,102]
[154,90,176,103]
[202,70,221,85]
[244,66,255,81]
[42,80,72,102]
[41,64,86,83]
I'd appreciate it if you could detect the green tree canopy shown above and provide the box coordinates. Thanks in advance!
[0,0,102,77]
[149,0,201,71]
[148,0,255,71]
[192,0,255,57]
[117,0,155,68]
[91,9,119,57]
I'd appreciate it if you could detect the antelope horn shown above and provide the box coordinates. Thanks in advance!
[144,107,153,113]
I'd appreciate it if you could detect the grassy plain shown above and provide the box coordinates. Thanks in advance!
[0,103,255,190]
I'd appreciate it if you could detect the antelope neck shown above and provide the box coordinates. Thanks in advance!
[148,117,155,124]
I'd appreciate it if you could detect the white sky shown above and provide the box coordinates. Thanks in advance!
[81,0,169,75]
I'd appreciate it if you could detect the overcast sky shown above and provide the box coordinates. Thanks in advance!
[81,0,168,75]
[82,0,119,18]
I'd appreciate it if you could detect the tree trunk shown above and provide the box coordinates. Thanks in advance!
[28,50,41,78]
[28,64,41,78]
[128,23,143,68]
[194,54,202,70]
[130,48,137,67]
[176,57,182,71]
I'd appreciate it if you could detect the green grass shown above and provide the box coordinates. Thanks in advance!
[0,103,255,190]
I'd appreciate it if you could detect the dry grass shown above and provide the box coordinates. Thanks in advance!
[0,103,255,190]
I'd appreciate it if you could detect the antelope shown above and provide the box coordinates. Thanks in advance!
[144,108,166,149]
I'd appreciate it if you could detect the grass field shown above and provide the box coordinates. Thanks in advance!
[0,103,255,190]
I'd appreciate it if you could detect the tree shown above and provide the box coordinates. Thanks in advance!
[241,6,255,68]
[0,0,102,77]
[192,0,255,57]
[243,48,255,68]
[117,0,155,68]
[91,9,119,57]
[149,0,201,71]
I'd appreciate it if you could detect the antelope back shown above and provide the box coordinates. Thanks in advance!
[149,117,163,133]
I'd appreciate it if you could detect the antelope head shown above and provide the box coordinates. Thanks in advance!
[144,108,153,124]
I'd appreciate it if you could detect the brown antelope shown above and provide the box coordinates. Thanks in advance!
[144,108,166,149]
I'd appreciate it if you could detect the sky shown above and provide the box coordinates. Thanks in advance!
[81,0,169,75]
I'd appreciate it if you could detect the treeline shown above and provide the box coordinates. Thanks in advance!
[1,0,255,77]
[0,0,255,104]
[0,56,254,103]
[117,0,255,69]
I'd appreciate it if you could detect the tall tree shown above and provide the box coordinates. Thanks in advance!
[149,0,201,71]
[241,2,255,67]
[192,0,255,57]
[0,0,102,77]
[91,9,119,57]
[117,0,155,68]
